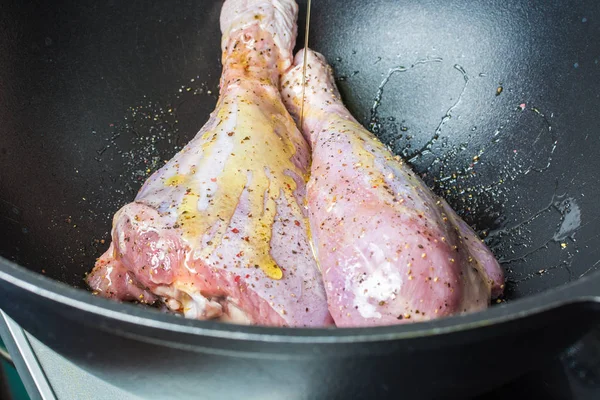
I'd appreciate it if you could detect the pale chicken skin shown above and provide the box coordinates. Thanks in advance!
[281,50,504,327]
[87,1,333,327]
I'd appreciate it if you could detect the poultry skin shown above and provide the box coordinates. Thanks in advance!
[86,0,333,327]
[281,49,504,327]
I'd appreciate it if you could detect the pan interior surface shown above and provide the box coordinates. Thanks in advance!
[0,0,599,316]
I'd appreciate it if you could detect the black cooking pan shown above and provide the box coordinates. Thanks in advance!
[1,0,599,398]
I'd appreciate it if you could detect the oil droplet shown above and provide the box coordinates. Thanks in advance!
[368,57,443,137]
[407,63,470,163]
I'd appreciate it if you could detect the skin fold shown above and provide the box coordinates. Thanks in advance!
[281,49,504,327]
[86,0,333,327]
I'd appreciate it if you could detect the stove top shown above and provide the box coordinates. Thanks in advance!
[1,311,598,400]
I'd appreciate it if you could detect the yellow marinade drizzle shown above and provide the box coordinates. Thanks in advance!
[165,90,305,280]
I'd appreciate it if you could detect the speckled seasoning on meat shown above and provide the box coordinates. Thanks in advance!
[86,0,333,327]
[281,49,505,327]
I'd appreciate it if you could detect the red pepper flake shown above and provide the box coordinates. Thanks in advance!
[236,251,244,258]
[234,275,241,283]
[372,185,378,188]
[210,178,217,182]
[294,220,300,226]
[245,274,250,279]
[243,236,250,242]
[232,228,240,234]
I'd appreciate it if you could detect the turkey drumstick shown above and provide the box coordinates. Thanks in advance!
[281,49,504,327]
[86,1,332,327]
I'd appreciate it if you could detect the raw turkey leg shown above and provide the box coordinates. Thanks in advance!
[86,1,333,327]
[281,49,504,327]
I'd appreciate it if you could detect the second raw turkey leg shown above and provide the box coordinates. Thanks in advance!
[281,49,504,327]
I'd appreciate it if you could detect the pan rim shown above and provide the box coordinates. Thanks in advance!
[0,255,598,344]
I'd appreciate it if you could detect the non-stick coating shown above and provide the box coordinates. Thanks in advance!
[1,0,599,305]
